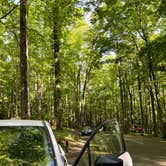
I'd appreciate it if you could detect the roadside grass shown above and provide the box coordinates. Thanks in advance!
[53,128,81,150]
[54,128,76,141]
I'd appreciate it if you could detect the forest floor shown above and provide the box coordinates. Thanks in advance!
[63,133,166,166]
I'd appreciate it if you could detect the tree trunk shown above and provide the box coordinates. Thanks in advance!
[146,41,162,136]
[130,36,144,128]
[123,73,129,133]
[53,4,62,129]
[35,74,42,119]
[75,66,81,127]
[118,64,125,131]
[80,67,92,127]
[128,85,134,128]
[149,86,157,136]
[153,74,163,130]
[136,60,144,128]
[20,0,30,119]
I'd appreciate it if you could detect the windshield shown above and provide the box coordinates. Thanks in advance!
[0,126,56,166]
[74,119,125,166]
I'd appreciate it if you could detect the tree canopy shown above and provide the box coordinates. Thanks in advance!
[0,0,165,136]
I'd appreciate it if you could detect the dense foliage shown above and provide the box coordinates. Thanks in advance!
[0,0,165,136]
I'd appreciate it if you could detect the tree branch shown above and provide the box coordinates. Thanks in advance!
[0,2,20,20]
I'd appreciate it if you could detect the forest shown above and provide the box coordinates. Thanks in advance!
[0,0,166,137]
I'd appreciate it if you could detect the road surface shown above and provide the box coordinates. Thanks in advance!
[125,135,166,166]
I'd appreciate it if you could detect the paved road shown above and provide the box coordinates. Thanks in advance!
[125,135,166,166]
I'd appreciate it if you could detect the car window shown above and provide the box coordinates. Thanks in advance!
[0,126,56,165]
[75,120,124,166]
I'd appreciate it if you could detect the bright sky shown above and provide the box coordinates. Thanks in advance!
[12,0,19,4]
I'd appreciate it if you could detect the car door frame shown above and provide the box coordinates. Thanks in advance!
[72,119,127,166]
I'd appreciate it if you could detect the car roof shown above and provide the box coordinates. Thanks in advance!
[0,119,45,127]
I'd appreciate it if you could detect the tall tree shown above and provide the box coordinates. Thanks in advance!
[52,0,62,129]
[20,0,30,119]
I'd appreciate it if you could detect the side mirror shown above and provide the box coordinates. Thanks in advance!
[94,156,123,166]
